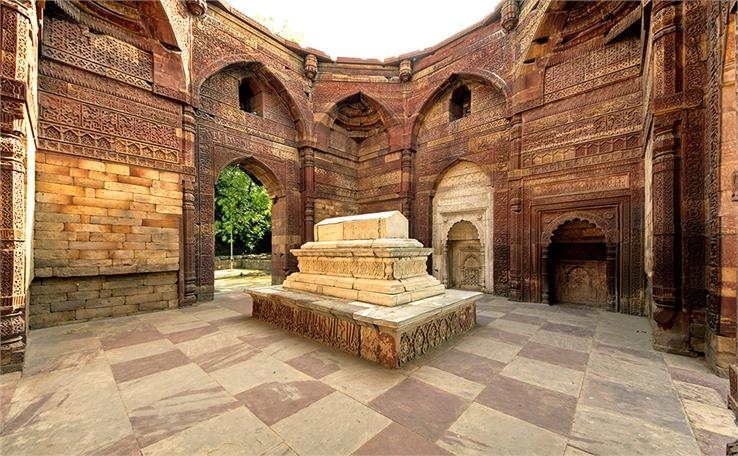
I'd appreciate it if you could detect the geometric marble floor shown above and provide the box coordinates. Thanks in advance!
[1,291,735,456]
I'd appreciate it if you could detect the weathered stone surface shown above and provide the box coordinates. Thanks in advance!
[249,286,479,368]
[0,0,736,383]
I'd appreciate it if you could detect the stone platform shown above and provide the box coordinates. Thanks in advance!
[248,286,480,368]
[247,211,481,367]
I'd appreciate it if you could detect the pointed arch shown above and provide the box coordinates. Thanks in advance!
[216,155,286,200]
[411,70,510,148]
[432,158,493,194]
[318,91,400,131]
[193,56,310,142]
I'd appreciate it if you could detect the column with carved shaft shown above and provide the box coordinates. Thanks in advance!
[606,243,618,312]
[730,2,738,425]
[540,245,550,304]
[180,106,197,305]
[651,119,681,326]
[1,0,37,372]
[181,177,197,305]
[650,0,683,328]
[508,114,523,301]
[300,146,315,242]
[400,148,414,225]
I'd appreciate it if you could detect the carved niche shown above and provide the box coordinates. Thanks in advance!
[432,161,493,292]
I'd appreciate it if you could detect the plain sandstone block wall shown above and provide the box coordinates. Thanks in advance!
[31,151,183,326]
[29,272,178,328]
[34,151,182,277]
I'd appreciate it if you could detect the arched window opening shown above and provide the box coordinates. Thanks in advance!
[239,79,263,116]
[449,85,471,121]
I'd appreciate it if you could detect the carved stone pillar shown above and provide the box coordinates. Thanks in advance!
[650,0,683,329]
[1,0,37,372]
[181,176,197,306]
[651,118,681,327]
[181,106,197,306]
[300,146,315,242]
[400,149,414,225]
[0,133,26,371]
[508,114,523,301]
[730,4,738,418]
[606,243,618,312]
[541,245,550,304]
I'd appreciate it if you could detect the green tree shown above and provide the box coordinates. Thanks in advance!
[214,166,272,257]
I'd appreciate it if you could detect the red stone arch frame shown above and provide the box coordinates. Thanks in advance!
[538,213,619,311]
[315,91,402,141]
[412,73,510,295]
[192,62,303,300]
[192,56,312,143]
[408,70,512,149]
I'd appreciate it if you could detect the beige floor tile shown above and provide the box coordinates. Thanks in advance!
[455,335,521,363]
[682,399,738,437]
[210,351,312,395]
[1,355,133,456]
[410,365,484,402]
[261,336,322,362]
[141,406,284,456]
[488,318,541,336]
[437,402,567,456]
[663,353,713,374]
[532,329,593,352]
[104,338,176,364]
[501,357,583,396]
[476,309,506,319]
[192,307,244,322]
[570,404,700,456]
[564,444,594,455]
[25,334,101,359]
[154,319,212,335]
[321,360,407,403]
[272,391,390,456]
[175,331,245,359]
[673,380,726,408]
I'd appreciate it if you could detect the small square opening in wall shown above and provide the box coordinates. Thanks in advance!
[239,78,264,116]
[449,85,471,121]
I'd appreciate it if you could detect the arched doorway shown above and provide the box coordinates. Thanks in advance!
[193,61,301,301]
[446,221,484,290]
[431,161,493,292]
[546,219,615,309]
[212,164,273,293]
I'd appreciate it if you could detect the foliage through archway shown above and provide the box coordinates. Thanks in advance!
[214,165,272,255]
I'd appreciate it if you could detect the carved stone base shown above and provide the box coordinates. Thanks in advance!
[247,286,480,368]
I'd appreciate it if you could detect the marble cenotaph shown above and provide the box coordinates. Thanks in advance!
[245,211,481,368]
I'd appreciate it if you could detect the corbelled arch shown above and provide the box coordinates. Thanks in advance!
[214,155,286,200]
[409,70,511,149]
[193,56,311,142]
[318,91,401,131]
